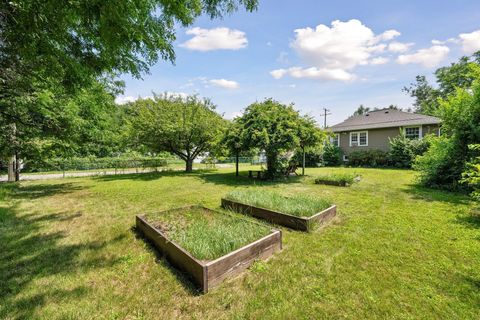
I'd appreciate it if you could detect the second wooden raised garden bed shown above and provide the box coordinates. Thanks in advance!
[221,198,336,232]
[136,205,282,293]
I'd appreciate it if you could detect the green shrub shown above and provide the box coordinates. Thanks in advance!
[461,145,480,200]
[388,135,430,168]
[314,173,359,186]
[349,149,388,167]
[413,136,464,189]
[323,144,342,166]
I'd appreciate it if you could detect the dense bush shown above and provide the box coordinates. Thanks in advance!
[461,145,480,200]
[348,149,388,167]
[322,144,342,166]
[388,135,430,168]
[413,136,463,189]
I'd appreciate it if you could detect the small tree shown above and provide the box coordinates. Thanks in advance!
[130,94,226,172]
[237,99,302,179]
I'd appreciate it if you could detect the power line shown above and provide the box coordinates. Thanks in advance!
[319,108,331,128]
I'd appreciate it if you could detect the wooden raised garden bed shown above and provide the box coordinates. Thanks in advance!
[221,198,336,232]
[136,206,282,293]
[314,179,349,187]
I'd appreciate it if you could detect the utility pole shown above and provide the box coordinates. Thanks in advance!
[319,108,331,128]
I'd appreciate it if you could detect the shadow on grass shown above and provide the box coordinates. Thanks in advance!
[455,208,480,231]
[402,183,471,205]
[0,184,124,319]
[93,168,306,187]
[131,226,202,296]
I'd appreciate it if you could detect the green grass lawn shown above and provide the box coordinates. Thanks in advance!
[0,167,479,319]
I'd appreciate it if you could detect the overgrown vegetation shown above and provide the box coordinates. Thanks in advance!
[144,207,270,260]
[314,173,358,186]
[348,149,388,167]
[461,145,480,200]
[388,135,430,168]
[225,188,332,217]
[322,143,342,166]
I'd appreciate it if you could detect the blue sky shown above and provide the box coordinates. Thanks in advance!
[117,0,480,125]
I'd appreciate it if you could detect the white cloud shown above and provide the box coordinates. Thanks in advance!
[376,29,401,41]
[208,79,239,89]
[388,41,414,53]
[396,45,450,68]
[115,96,137,105]
[272,19,401,81]
[458,30,480,54]
[370,57,389,65]
[270,67,355,82]
[180,27,247,51]
[225,111,243,120]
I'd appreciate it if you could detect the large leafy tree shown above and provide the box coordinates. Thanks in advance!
[130,95,227,172]
[404,51,480,115]
[0,0,258,180]
[236,99,304,179]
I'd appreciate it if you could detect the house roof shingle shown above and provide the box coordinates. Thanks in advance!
[330,109,441,132]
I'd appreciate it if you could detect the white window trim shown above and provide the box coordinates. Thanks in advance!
[350,131,368,147]
[330,133,340,147]
[404,125,423,139]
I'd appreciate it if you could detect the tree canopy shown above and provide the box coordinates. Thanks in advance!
[129,94,227,172]
[404,51,480,115]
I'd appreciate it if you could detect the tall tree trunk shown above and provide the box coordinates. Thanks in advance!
[185,158,193,172]
[14,152,20,181]
[302,147,306,176]
[7,154,15,182]
[235,151,239,177]
[265,152,277,179]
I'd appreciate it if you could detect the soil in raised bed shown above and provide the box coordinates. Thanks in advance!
[144,207,271,261]
[224,189,332,218]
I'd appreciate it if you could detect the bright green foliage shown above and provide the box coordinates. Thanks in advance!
[236,99,311,178]
[404,51,480,115]
[322,143,342,166]
[314,173,358,186]
[144,207,270,260]
[297,115,326,174]
[461,145,480,200]
[388,135,430,168]
[415,74,480,190]
[129,94,227,172]
[225,188,332,217]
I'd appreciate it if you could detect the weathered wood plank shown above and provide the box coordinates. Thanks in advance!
[205,230,282,289]
[136,215,207,291]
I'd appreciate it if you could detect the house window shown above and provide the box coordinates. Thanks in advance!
[405,126,421,139]
[350,131,368,146]
[330,134,339,147]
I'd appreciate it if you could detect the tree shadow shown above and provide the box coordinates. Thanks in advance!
[402,183,471,205]
[131,226,202,296]
[0,184,124,319]
[198,171,307,187]
[93,169,218,182]
[455,208,480,231]
[6,183,85,200]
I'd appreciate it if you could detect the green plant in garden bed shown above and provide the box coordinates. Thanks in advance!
[314,173,359,186]
[144,207,270,261]
[224,188,332,217]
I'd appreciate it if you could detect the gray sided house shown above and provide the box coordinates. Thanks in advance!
[329,109,441,161]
